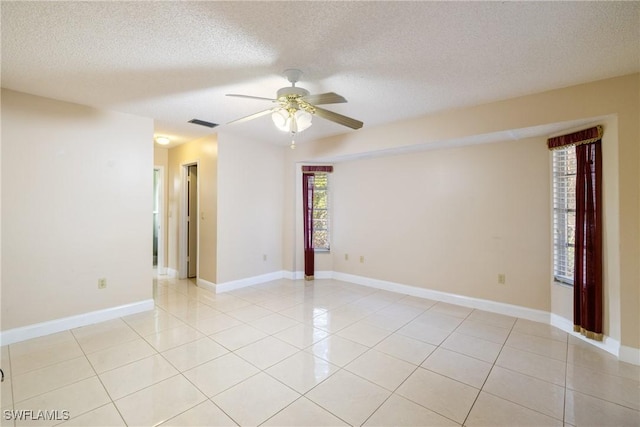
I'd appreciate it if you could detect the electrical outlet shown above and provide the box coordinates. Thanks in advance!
[345,253,349,261]
[498,274,506,285]
[360,256,365,263]
[263,254,267,261]
[98,278,107,289]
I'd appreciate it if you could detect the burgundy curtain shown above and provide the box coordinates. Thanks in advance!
[302,173,315,280]
[574,141,603,340]
[547,125,603,341]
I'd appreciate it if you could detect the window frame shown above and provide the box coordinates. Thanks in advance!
[552,145,576,286]
[311,172,330,252]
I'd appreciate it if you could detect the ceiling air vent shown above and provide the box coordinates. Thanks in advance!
[188,119,219,128]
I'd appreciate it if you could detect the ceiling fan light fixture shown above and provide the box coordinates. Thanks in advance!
[294,110,312,132]
[271,108,313,134]
[271,109,290,132]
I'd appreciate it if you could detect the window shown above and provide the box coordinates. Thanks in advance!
[552,146,576,285]
[311,173,330,250]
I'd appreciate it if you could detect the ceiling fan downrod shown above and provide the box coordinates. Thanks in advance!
[283,68,303,86]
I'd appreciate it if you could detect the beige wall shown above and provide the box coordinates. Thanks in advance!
[167,136,217,283]
[284,73,639,349]
[1,89,153,330]
[154,147,168,166]
[216,133,285,284]
[332,138,551,310]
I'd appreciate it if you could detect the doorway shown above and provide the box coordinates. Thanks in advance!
[153,166,165,274]
[187,165,198,278]
[179,163,198,279]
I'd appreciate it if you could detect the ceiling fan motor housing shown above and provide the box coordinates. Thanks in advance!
[277,86,314,114]
[277,86,309,99]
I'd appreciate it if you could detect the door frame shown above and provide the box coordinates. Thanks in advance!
[153,165,166,275]
[178,161,199,279]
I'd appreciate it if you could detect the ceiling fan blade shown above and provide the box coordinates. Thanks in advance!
[226,94,276,102]
[313,106,363,130]
[302,92,347,105]
[227,108,275,125]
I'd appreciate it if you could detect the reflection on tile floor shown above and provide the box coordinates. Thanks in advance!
[1,276,639,426]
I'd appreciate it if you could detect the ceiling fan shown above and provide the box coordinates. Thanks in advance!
[226,69,363,148]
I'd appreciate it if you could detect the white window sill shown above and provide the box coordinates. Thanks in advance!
[553,280,573,289]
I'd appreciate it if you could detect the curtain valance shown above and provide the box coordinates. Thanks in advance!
[547,125,602,150]
[302,165,333,173]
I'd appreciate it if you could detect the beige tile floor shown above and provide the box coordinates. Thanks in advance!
[1,276,639,426]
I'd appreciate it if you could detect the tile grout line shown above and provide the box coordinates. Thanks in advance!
[9,276,638,426]
[68,324,130,425]
[468,319,574,425]
[253,296,426,426]
[459,311,516,427]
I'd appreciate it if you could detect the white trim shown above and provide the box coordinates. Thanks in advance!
[0,299,154,346]
[215,270,640,364]
[335,272,640,364]
[549,313,574,332]
[550,313,622,360]
[619,345,640,365]
[284,270,333,280]
[338,273,640,364]
[179,165,187,279]
[165,268,178,278]
[283,270,300,280]
[215,271,286,293]
[333,272,550,323]
[196,277,216,293]
[153,165,166,275]
[313,270,333,279]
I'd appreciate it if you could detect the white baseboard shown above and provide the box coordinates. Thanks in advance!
[284,270,333,280]
[283,270,303,280]
[550,313,621,359]
[333,272,550,324]
[196,277,216,292]
[549,313,574,334]
[208,270,640,365]
[282,270,302,280]
[342,273,640,365]
[165,268,178,277]
[314,271,334,279]
[215,271,286,293]
[619,345,640,365]
[0,299,154,346]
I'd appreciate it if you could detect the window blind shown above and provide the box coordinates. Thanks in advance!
[552,146,576,285]
[312,173,329,250]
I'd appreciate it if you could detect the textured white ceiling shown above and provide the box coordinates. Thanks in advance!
[2,1,639,147]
